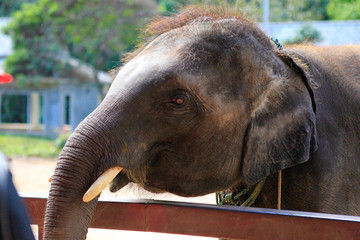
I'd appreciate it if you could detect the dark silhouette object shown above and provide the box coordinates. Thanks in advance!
[0,152,35,240]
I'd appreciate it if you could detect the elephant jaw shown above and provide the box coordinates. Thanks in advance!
[83,166,123,202]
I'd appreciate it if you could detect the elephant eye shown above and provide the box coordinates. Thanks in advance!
[171,95,186,105]
[161,91,192,113]
[161,91,198,119]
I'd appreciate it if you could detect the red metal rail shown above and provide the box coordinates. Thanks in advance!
[22,194,360,240]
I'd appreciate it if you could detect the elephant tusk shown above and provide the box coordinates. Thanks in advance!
[83,166,123,202]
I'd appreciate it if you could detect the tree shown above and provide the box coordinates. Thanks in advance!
[327,0,360,20]
[56,0,157,72]
[158,0,330,21]
[267,0,329,22]
[4,0,157,93]
[284,24,323,44]
[3,0,61,85]
[0,0,36,17]
[157,0,263,20]
[158,0,191,14]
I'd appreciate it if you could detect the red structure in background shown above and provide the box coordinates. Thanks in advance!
[22,194,360,240]
[0,72,13,83]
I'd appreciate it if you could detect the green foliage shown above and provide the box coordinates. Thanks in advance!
[157,0,329,21]
[270,0,329,22]
[327,0,360,20]
[3,0,66,80]
[4,0,157,84]
[54,132,71,151]
[0,0,36,17]
[158,0,183,14]
[59,0,156,72]
[157,0,263,19]
[285,24,323,44]
[0,134,60,158]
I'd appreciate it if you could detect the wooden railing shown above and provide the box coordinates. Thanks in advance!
[22,193,360,240]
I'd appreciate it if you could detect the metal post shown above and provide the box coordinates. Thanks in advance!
[263,0,269,23]
[30,92,40,130]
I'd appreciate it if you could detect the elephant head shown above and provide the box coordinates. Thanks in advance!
[44,7,317,239]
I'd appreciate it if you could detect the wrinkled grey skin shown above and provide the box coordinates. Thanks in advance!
[44,18,360,239]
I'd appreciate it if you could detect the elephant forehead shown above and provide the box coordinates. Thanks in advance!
[108,31,203,95]
[108,25,246,101]
[108,50,179,96]
[113,24,237,84]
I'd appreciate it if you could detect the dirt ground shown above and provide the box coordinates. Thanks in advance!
[9,157,216,240]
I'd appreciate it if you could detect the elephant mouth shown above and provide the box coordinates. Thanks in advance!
[125,141,190,194]
[127,144,176,189]
[83,142,180,202]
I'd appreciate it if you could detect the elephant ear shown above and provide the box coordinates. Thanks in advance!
[241,53,318,185]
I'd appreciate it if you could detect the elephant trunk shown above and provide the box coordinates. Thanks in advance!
[43,121,114,239]
[43,94,151,239]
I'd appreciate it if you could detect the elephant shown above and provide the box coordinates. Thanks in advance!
[44,6,360,239]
